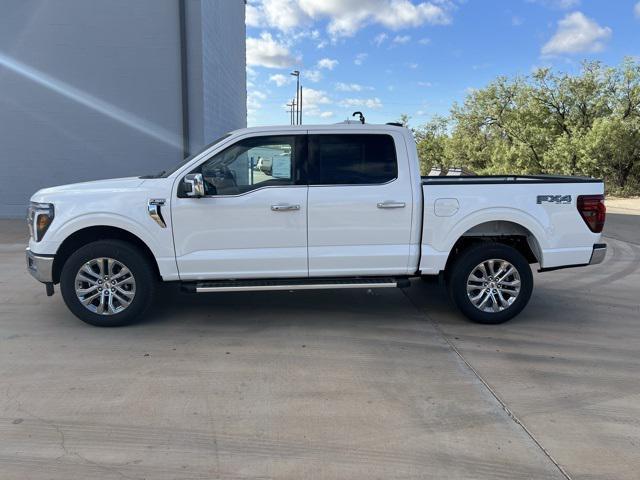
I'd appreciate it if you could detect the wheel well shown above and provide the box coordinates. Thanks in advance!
[443,221,541,275]
[52,226,161,284]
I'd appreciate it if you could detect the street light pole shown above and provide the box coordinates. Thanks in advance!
[291,70,300,125]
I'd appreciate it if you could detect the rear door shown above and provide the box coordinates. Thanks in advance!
[306,131,414,276]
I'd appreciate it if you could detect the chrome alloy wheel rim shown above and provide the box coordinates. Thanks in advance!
[466,259,521,313]
[74,257,136,315]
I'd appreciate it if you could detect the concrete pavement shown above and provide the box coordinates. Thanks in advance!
[406,214,640,479]
[605,197,640,216]
[603,213,640,245]
[0,214,638,479]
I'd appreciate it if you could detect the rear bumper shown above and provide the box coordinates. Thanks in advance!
[26,248,54,283]
[589,243,607,265]
[538,243,606,272]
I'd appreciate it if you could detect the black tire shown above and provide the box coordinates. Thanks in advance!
[447,243,533,324]
[60,240,156,327]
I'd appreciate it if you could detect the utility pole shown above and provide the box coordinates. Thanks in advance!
[291,70,300,125]
[292,98,297,125]
[299,85,303,125]
[286,100,294,125]
[293,98,297,125]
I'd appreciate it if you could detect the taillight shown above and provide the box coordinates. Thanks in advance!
[577,195,605,233]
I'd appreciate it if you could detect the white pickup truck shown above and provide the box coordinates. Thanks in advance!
[26,122,607,327]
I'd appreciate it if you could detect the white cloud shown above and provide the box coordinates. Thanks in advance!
[336,82,360,92]
[339,97,383,109]
[298,87,331,117]
[269,74,292,87]
[417,81,432,87]
[373,33,388,46]
[248,0,309,31]
[305,88,330,103]
[320,111,334,118]
[377,1,451,30]
[635,2,640,18]
[246,4,263,27]
[472,62,492,70]
[541,12,612,55]
[317,58,338,70]
[335,82,373,92]
[354,53,368,66]
[393,35,411,44]
[305,69,322,82]
[250,0,454,38]
[528,0,580,9]
[407,62,419,69]
[247,32,298,68]
[418,37,431,45]
[557,0,580,7]
[247,89,267,117]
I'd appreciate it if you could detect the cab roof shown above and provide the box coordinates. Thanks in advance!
[228,122,407,137]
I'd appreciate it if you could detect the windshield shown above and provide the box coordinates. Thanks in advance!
[140,133,232,179]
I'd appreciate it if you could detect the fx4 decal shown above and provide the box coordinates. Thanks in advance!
[537,195,572,204]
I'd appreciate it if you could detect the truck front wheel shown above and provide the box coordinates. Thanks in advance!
[60,240,156,327]
[448,243,533,324]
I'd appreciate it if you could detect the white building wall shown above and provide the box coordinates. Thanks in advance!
[202,0,247,147]
[0,0,246,217]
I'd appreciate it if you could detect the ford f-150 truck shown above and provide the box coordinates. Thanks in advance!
[26,122,607,327]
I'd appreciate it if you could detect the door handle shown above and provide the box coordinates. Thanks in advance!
[271,204,301,212]
[377,201,406,209]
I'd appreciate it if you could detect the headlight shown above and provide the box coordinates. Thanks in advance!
[27,202,54,242]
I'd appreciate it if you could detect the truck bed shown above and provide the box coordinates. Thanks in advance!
[422,175,603,185]
[419,175,605,275]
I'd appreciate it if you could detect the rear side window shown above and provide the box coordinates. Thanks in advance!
[309,134,398,185]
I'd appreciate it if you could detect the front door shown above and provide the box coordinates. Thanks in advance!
[172,134,308,280]
[306,132,414,277]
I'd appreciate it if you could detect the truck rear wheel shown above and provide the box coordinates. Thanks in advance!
[60,240,155,327]
[448,243,533,324]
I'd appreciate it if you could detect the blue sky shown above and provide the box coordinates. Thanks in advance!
[245,0,640,127]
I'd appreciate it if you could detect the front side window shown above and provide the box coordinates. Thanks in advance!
[309,134,398,185]
[196,136,296,196]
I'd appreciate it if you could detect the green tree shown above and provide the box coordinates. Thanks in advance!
[415,58,640,194]
[414,115,450,174]
[583,117,640,192]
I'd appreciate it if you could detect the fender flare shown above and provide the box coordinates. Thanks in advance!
[51,212,166,259]
[441,208,548,261]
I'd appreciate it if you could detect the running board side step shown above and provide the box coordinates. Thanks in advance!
[183,277,410,293]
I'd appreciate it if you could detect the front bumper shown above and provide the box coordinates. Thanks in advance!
[589,243,607,265]
[26,248,54,283]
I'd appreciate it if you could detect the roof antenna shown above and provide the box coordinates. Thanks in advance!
[352,111,365,124]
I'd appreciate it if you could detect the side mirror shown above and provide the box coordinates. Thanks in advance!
[183,173,205,197]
